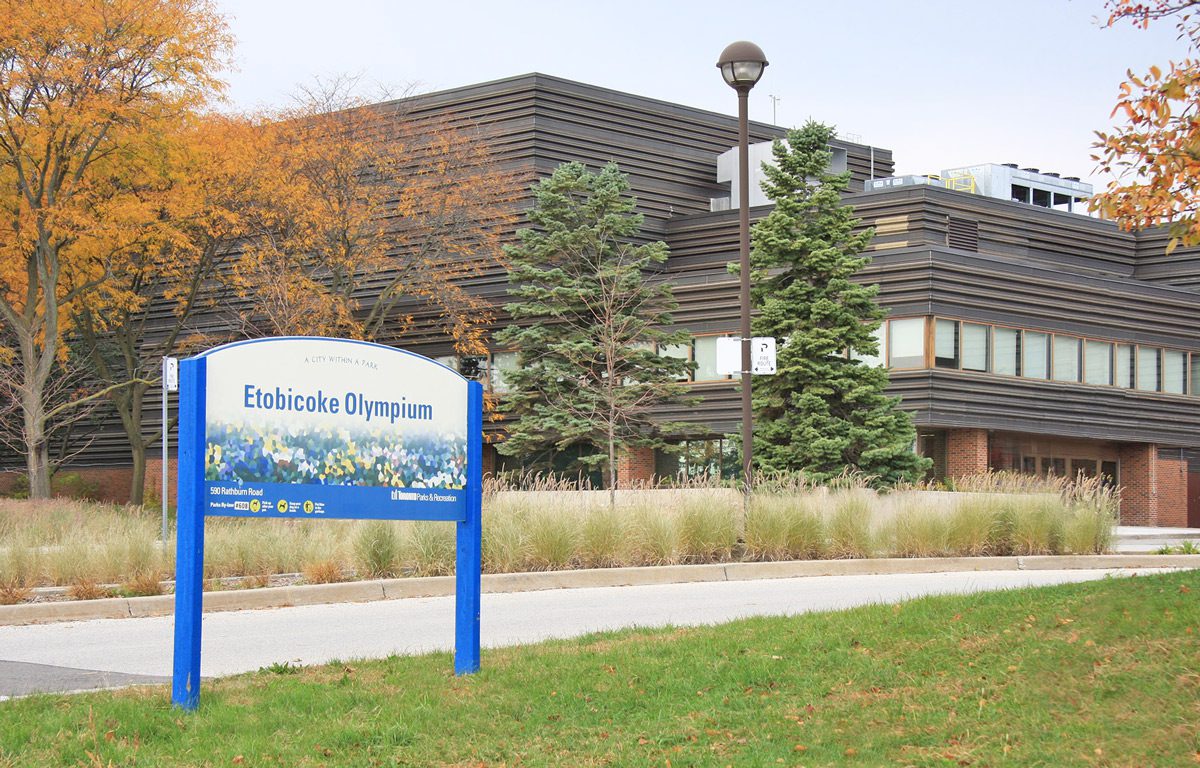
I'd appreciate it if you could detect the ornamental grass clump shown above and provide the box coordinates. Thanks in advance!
[945,497,996,556]
[744,494,825,561]
[526,508,580,570]
[1062,477,1119,554]
[353,520,402,579]
[626,503,678,565]
[827,491,874,559]
[676,493,737,564]
[886,500,950,558]
[579,506,625,568]
[1012,497,1066,555]
[482,503,529,574]
[404,521,455,576]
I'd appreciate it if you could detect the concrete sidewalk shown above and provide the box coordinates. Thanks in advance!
[0,567,1177,699]
[1113,525,1200,553]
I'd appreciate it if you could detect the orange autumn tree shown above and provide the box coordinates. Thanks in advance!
[0,0,229,498]
[230,82,524,360]
[1093,0,1200,251]
[71,113,281,504]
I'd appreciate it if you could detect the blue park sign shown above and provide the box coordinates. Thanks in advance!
[171,337,483,710]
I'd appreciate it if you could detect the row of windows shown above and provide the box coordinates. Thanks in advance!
[881,317,1200,395]
[453,318,1199,398]
[449,336,739,394]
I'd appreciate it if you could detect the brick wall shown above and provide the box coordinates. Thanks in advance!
[1157,456,1188,528]
[946,429,989,478]
[617,446,655,487]
[144,456,178,506]
[1118,443,1157,525]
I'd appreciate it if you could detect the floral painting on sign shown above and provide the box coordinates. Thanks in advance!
[205,421,467,489]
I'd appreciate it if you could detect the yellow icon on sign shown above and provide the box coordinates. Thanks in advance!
[303,500,315,514]
[276,499,288,513]
[249,499,261,513]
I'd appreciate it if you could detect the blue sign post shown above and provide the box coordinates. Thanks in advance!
[170,337,483,710]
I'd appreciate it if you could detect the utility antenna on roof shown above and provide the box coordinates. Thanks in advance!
[769,94,781,125]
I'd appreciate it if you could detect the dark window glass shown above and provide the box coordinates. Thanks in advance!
[1192,354,1200,396]
[1101,461,1118,487]
[1021,456,1037,474]
[1070,459,1097,479]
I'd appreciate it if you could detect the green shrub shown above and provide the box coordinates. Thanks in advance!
[51,472,100,501]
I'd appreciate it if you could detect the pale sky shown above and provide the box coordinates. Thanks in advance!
[212,0,1185,187]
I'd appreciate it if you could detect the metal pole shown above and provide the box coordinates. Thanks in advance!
[738,87,753,509]
[162,360,169,548]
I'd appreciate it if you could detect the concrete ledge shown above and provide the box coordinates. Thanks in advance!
[3,554,1197,626]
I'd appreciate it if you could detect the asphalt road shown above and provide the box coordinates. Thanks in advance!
[0,568,1161,700]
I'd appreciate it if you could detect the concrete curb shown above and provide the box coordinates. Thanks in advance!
[3,554,1197,626]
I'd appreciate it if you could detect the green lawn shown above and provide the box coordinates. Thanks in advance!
[2,571,1197,767]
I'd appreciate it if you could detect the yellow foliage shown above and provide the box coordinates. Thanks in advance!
[1093,0,1200,250]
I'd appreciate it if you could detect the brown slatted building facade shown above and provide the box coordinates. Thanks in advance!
[7,74,1198,527]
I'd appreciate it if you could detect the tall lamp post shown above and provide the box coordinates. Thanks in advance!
[717,41,768,500]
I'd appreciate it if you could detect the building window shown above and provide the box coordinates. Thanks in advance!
[994,327,1020,376]
[490,351,520,394]
[852,325,885,368]
[1116,344,1135,388]
[1084,340,1113,386]
[962,323,990,372]
[656,438,740,480]
[888,317,926,368]
[1023,331,1049,379]
[1163,349,1186,394]
[1192,353,1200,396]
[659,342,691,381]
[1052,335,1081,382]
[934,319,959,368]
[693,336,733,381]
[1136,346,1160,392]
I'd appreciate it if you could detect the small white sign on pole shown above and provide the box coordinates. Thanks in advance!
[163,357,179,392]
[752,337,777,375]
[715,336,777,375]
[715,337,741,376]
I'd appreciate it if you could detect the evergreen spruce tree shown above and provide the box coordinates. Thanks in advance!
[496,162,695,498]
[748,121,930,486]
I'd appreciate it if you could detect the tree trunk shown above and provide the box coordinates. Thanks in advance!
[607,426,617,510]
[23,404,51,499]
[122,384,149,506]
[129,440,147,506]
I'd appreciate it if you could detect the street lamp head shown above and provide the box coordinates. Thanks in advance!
[717,41,768,91]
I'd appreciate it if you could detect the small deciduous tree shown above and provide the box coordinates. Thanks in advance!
[496,162,696,500]
[0,0,229,497]
[748,121,929,487]
[1093,0,1200,251]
